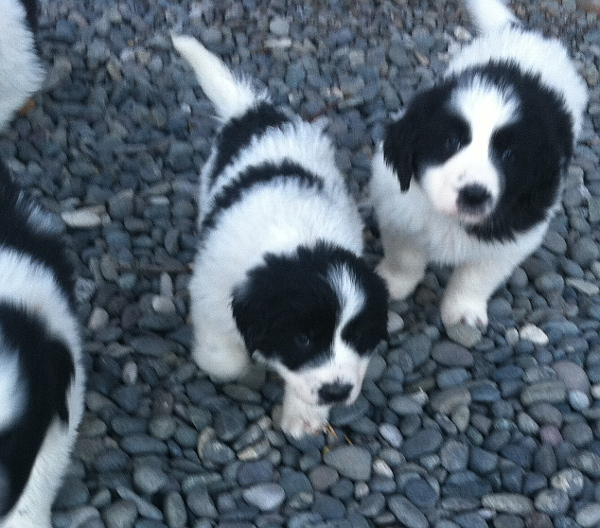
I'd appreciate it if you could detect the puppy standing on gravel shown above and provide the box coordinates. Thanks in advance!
[370,0,587,331]
[0,160,85,528]
[0,0,44,130]
[172,36,388,438]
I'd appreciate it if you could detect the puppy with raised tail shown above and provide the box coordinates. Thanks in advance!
[0,159,85,528]
[172,35,388,438]
[370,0,587,332]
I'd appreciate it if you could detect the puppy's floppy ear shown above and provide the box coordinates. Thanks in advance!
[231,281,265,353]
[383,115,417,192]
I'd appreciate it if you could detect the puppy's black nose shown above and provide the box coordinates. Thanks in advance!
[318,382,352,404]
[458,184,492,211]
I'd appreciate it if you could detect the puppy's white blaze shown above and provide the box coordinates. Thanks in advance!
[329,264,365,342]
[465,0,517,35]
[172,35,268,122]
[0,348,25,432]
[0,0,45,130]
[272,266,368,407]
[453,76,520,130]
[424,79,519,220]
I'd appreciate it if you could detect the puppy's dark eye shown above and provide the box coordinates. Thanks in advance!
[501,147,514,163]
[294,333,311,350]
[445,135,461,154]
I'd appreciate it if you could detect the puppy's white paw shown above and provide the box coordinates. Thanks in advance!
[376,259,422,301]
[441,293,488,330]
[280,398,329,439]
[192,340,250,381]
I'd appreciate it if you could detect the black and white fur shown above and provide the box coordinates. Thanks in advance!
[370,0,587,330]
[172,36,388,438]
[0,0,44,130]
[0,160,85,528]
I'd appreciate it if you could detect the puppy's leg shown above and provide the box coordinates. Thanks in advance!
[441,255,518,330]
[191,317,250,381]
[377,232,428,301]
[280,387,330,438]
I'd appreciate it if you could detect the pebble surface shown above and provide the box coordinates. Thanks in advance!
[12,0,600,526]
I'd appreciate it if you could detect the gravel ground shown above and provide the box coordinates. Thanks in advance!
[6,0,600,527]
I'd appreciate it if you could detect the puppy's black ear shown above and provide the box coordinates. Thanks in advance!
[383,113,418,192]
[231,281,265,353]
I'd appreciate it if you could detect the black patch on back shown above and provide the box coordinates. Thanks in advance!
[0,160,74,302]
[383,60,573,241]
[200,159,324,243]
[207,102,290,186]
[232,242,388,371]
[0,303,75,516]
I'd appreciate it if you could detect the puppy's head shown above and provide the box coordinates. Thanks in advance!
[384,63,573,239]
[232,243,388,407]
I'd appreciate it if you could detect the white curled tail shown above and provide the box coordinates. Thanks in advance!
[465,0,519,35]
[171,34,268,121]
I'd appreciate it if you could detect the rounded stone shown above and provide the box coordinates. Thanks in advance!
[552,360,590,392]
[400,427,443,460]
[242,483,285,512]
[431,341,474,367]
[481,493,534,515]
[534,488,570,516]
[550,468,585,498]
[404,478,439,509]
[323,445,372,481]
[388,495,429,528]
[575,503,600,528]
[308,465,339,491]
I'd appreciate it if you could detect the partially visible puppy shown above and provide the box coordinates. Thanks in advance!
[172,36,388,438]
[0,159,85,528]
[370,0,587,330]
[0,0,45,130]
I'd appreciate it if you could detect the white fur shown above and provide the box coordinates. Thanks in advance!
[0,0,44,130]
[0,350,25,432]
[422,78,518,222]
[371,150,549,328]
[174,36,371,437]
[370,0,587,330]
[0,252,85,528]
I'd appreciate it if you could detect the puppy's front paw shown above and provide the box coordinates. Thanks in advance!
[376,259,422,301]
[441,293,488,330]
[280,399,329,439]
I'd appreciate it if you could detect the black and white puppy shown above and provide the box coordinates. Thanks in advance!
[0,159,85,528]
[0,0,44,130]
[172,36,388,438]
[370,0,587,330]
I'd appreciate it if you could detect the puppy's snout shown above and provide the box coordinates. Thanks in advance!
[457,184,492,212]
[318,382,353,405]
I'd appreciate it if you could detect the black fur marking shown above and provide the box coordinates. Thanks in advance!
[0,160,74,302]
[207,102,290,187]
[19,0,38,31]
[231,242,388,371]
[200,159,325,243]
[384,61,573,241]
[0,303,75,516]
